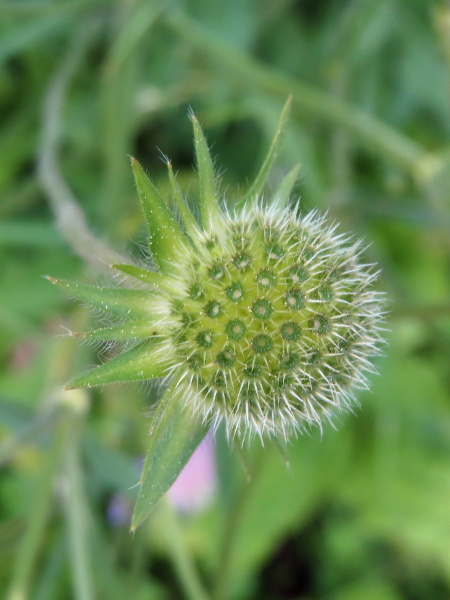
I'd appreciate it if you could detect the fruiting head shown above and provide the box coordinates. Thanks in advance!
[162,203,383,438]
[51,97,385,441]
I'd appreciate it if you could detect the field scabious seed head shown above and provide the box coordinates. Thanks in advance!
[49,99,385,442]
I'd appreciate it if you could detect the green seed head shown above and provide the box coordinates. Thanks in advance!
[54,101,385,441]
[165,204,385,438]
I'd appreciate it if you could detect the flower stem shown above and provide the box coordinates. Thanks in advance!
[62,394,95,600]
[213,451,265,600]
[37,22,128,274]
[159,499,211,600]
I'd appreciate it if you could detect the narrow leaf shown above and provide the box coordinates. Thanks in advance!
[67,339,169,389]
[130,157,187,274]
[131,384,209,530]
[105,2,164,76]
[271,163,301,210]
[81,321,165,341]
[190,114,220,230]
[0,14,68,63]
[46,277,157,320]
[240,96,292,207]
[111,264,179,292]
[167,161,199,237]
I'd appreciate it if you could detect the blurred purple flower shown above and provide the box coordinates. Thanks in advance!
[106,435,216,527]
[168,431,217,514]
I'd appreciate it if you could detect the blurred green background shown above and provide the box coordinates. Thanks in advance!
[1,0,450,599]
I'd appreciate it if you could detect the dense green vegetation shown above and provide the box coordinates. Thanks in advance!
[1,1,449,599]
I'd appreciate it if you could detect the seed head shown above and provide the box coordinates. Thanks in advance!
[51,98,385,442]
[160,203,384,438]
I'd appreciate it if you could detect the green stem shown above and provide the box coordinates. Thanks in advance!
[212,489,246,600]
[63,403,95,600]
[100,0,140,238]
[37,23,128,274]
[34,533,66,600]
[159,499,211,600]
[6,410,68,600]
[212,452,265,600]
[166,11,427,174]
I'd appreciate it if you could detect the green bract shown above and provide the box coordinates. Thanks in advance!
[49,99,385,529]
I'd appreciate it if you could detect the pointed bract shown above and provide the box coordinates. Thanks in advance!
[167,161,199,238]
[191,114,220,230]
[239,96,293,209]
[131,157,188,274]
[46,277,158,320]
[131,384,209,531]
[271,163,301,210]
[83,321,165,341]
[111,264,179,292]
[66,339,169,388]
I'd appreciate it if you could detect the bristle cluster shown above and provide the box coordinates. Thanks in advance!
[165,204,384,439]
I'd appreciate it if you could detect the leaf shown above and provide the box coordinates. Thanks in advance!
[46,277,158,320]
[240,96,292,207]
[0,14,69,63]
[67,339,169,388]
[81,321,165,341]
[131,384,209,530]
[190,114,221,231]
[166,160,199,237]
[130,158,188,274]
[105,1,164,76]
[271,163,301,210]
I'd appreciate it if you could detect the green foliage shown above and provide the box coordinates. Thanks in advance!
[1,0,450,599]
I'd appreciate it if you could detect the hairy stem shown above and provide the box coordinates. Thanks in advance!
[37,23,128,273]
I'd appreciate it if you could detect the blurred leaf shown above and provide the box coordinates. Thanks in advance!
[84,431,138,497]
[240,95,292,207]
[0,221,63,247]
[105,0,165,76]
[0,14,70,63]
[331,580,401,600]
